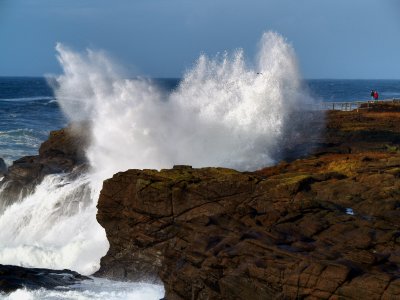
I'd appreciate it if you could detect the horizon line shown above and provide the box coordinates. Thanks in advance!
[1,75,400,81]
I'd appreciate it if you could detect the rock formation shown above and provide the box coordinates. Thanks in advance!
[0,122,89,209]
[0,158,7,176]
[0,264,89,293]
[96,106,400,299]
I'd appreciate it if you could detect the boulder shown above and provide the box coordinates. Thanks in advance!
[0,264,89,294]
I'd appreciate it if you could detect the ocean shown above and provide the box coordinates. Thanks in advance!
[307,79,400,102]
[0,77,66,165]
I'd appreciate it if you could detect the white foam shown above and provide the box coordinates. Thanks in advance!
[0,97,55,102]
[0,128,46,164]
[0,277,164,300]
[0,174,108,275]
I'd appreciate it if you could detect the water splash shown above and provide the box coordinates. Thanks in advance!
[56,31,314,178]
[1,278,164,300]
[0,174,108,275]
[0,32,315,279]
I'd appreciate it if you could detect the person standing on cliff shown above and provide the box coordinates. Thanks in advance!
[371,90,375,100]
[374,90,379,101]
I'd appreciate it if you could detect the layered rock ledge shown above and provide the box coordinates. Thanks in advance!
[96,106,400,300]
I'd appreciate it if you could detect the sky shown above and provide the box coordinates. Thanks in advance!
[0,0,399,79]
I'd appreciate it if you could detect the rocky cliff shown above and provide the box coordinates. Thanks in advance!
[96,106,400,299]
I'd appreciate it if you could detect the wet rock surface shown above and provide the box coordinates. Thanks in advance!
[0,123,89,207]
[0,158,7,176]
[0,264,89,294]
[96,106,400,299]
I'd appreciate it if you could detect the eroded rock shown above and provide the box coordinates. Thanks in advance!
[95,158,400,299]
[96,106,400,299]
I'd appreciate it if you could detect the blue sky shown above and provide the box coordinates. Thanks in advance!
[0,0,399,78]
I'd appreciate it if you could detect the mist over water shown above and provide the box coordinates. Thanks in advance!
[0,31,315,295]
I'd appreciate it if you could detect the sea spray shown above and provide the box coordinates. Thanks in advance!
[2,278,164,300]
[0,31,315,277]
[0,174,108,275]
[56,31,314,177]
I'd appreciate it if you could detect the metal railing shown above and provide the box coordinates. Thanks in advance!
[318,98,400,111]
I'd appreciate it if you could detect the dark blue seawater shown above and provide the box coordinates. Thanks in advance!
[1,77,400,164]
[0,77,66,164]
[307,79,400,102]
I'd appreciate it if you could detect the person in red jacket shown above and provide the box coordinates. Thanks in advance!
[373,90,379,101]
